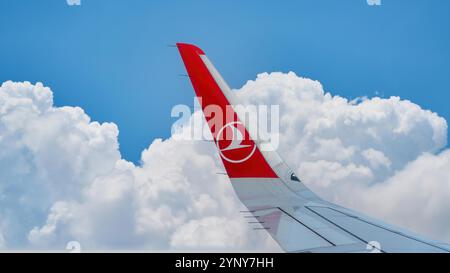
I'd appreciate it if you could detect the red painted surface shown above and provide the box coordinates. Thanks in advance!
[177,43,277,178]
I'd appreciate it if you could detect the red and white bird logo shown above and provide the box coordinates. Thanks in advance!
[216,121,256,163]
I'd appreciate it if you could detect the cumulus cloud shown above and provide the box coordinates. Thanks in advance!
[0,81,276,250]
[237,72,449,241]
[0,72,449,250]
[357,151,450,241]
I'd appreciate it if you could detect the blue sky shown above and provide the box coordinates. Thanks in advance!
[1,0,449,163]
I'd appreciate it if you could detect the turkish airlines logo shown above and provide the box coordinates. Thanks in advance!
[216,122,256,163]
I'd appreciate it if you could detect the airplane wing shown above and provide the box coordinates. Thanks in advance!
[176,43,450,253]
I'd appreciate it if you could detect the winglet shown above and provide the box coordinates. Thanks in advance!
[177,43,277,178]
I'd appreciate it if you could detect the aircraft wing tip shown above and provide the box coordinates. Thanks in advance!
[176,42,205,55]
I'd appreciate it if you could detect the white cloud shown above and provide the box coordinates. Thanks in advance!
[237,72,449,240]
[0,72,449,250]
[0,81,277,250]
[356,150,450,241]
[362,148,391,169]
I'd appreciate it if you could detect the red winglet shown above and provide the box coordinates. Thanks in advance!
[177,43,277,178]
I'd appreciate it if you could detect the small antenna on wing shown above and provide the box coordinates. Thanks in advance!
[166,44,177,48]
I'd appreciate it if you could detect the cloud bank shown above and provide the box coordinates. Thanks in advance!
[0,73,448,250]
